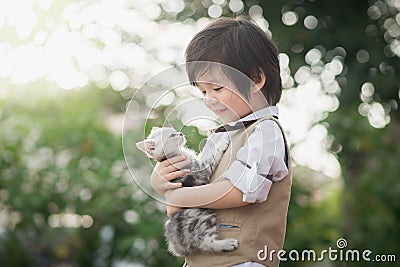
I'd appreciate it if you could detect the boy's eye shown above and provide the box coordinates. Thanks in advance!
[200,87,222,95]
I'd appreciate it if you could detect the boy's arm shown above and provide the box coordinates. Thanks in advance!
[164,180,250,209]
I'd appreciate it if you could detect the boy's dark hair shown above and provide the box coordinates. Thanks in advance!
[185,17,282,105]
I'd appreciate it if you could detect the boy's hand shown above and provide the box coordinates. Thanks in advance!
[166,205,181,218]
[150,156,190,195]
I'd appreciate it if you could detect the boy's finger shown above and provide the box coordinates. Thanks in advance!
[165,169,190,181]
[164,160,191,173]
[161,182,182,192]
[168,182,182,189]
[161,156,186,167]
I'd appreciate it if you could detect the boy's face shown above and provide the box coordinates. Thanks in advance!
[196,81,252,124]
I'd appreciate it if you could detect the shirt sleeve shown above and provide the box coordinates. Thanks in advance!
[223,120,289,203]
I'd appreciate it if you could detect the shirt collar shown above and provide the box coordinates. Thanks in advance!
[227,105,279,127]
[210,106,279,134]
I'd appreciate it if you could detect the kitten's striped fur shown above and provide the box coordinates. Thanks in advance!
[136,127,238,256]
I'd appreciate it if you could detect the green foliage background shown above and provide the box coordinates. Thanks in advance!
[1,0,399,266]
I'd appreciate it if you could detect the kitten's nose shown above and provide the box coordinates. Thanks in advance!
[178,132,183,136]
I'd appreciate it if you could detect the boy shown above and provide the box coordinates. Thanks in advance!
[151,17,292,267]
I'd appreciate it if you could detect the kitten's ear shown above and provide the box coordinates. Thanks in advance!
[136,140,155,153]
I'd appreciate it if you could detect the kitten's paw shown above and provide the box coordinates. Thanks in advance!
[221,238,239,252]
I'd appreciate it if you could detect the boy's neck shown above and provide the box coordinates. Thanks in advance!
[248,89,270,112]
[251,104,270,113]
[226,105,274,125]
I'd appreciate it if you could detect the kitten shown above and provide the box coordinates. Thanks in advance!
[136,126,238,257]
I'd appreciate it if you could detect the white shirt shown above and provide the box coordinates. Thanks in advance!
[204,106,289,203]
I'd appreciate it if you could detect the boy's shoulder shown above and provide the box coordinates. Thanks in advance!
[251,118,286,141]
[252,116,282,130]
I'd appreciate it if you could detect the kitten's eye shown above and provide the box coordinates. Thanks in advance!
[170,133,183,137]
[201,91,206,95]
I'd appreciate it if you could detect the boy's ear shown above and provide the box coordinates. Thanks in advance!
[250,68,266,93]
[136,140,155,153]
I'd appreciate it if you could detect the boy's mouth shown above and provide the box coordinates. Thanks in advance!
[213,108,227,114]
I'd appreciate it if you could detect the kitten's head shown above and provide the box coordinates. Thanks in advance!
[136,127,186,161]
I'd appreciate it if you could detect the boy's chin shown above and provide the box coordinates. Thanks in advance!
[220,116,240,124]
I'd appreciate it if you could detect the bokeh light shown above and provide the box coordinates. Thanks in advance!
[282,11,298,26]
[304,15,318,29]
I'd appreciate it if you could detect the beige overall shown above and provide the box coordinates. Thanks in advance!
[185,116,292,267]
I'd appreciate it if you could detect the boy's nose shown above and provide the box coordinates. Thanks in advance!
[203,96,218,106]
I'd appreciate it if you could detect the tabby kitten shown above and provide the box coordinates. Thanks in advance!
[136,126,238,257]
